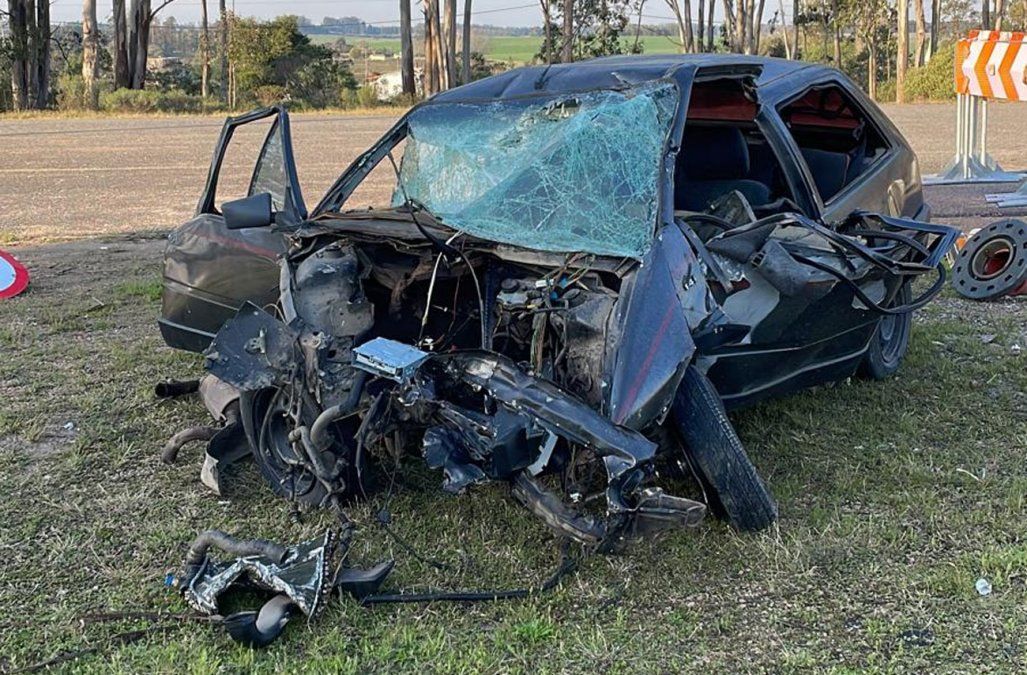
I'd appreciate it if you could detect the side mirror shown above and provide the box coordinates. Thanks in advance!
[223,192,273,230]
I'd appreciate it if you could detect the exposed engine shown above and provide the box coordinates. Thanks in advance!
[203,234,705,552]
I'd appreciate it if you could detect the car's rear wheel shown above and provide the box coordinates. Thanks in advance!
[240,387,363,507]
[858,282,913,381]
[670,365,778,532]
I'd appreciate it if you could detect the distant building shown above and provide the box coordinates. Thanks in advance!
[371,69,422,101]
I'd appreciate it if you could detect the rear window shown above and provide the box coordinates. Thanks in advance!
[779,84,890,202]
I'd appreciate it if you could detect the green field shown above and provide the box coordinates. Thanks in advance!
[306,34,685,64]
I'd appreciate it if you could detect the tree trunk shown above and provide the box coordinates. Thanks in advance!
[400,0,416,94]
[541,0,552,63]
[735,0,747,53]
[667,0,691,52]
[722,0,735,49]
[929,0,940,58]
[8,0,32,110]
[127,0,152,89]
[199,0,209,98]
[423,2,435,94]
[981,0,990,30]
[82,0,99,109]
[790,0,799,58]
[683,0,695,52]
[444,0,457,86]
[113,0,130,88]
[462,0,472,83]
[830,0,841,65]
[697,0,705,52]
[219,0,228,103]
[778,0,792,57]
[562,0,573,62]
[913,0,927,66]
[707,0,715,51]
[435,0,450,89]
[35,0,50,108]
[993,0,1005,28]
[896,0,908,103]
[752,0,765,53]
[868,45,877,99]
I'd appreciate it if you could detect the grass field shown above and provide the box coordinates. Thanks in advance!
[306,34,685,64]
[1,110,1027,671]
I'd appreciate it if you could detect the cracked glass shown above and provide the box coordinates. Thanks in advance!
[393,82,678,258]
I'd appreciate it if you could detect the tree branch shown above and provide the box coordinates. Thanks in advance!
[149,0,177,21]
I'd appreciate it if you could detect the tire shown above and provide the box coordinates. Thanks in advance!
[240,388,365,507]
[670,365,778,532]
[858,282,913,381]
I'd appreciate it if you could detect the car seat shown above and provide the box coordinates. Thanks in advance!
[675,126,771,212]
[799,147,850,202]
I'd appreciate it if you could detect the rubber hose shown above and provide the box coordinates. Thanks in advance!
[309,370,368,450]
[155,379,200,399]
[184,530,288,569]
[161,426,218,464]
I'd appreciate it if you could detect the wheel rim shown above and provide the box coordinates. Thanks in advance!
[971,236,1015,280]
[253,389,321,500]
[877,285,911,365]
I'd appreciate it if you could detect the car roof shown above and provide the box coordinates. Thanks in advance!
[431,55,824,103]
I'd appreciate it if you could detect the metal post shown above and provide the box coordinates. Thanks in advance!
[978,97,988,167]
[925,93,1023,184]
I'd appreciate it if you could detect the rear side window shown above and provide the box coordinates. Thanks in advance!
[779,84,890,202]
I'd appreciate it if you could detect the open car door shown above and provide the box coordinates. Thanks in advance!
[160,106,306,353]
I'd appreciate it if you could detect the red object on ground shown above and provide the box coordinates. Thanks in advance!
[0,249,30,299]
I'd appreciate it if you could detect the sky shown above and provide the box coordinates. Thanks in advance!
[47,0,794,30]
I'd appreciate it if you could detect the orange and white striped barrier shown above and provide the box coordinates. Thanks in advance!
[956,30,1027,101]
[926,31,1025,185]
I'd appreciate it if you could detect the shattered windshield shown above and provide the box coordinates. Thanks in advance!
[392,82,678,258]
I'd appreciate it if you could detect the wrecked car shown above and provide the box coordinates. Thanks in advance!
[159,55,958,548]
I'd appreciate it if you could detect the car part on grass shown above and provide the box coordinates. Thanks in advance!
[175,526,579,647]
[178,529,339,647]
[157,375,252,495]
[951,219,1027,300]
[0,248,30,300]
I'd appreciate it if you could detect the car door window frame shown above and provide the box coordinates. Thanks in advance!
[769,78,897,215]
[196,105,307,226]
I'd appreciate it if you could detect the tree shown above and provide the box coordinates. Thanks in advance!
[462,0,472,83]
[109,0,178,90]
[929,0,939,58]
[552,0,641,60]
[113,0,130,88]
[219,0,227,103]
[35,0,49,108]
[722,0,769,53]
[665,0,695,52]
[913,0,926,66]
[561,0,572,61]
[422,0,451,93]
[81,0,99,109]
[846,0,889,98]
[6,0,51,110]
[444,0,457,84]
[199,0,209,98]
[226,15,356,106]
[992,0,1005,27]
[896,0,908,102]
[400,0,415,94]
